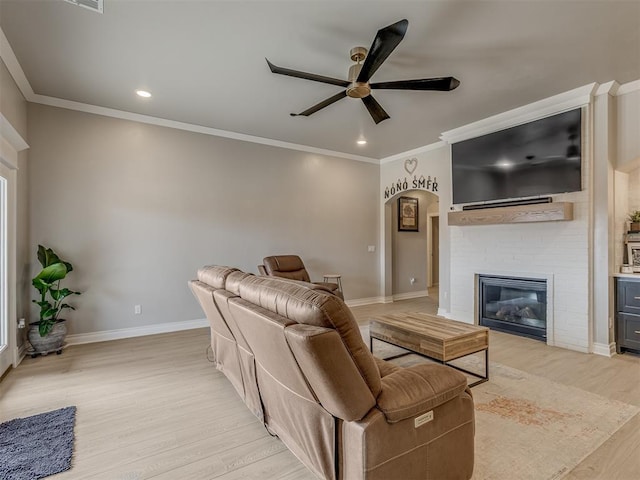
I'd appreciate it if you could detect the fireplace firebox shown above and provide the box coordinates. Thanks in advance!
[478,275,547,341]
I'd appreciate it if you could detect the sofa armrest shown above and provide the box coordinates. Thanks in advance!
[376,363,467,423]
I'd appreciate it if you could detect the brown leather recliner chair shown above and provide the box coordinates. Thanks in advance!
[262,254,344,299]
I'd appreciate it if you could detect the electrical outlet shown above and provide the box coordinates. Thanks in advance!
[367,245,375,252]
[17,318,25,328]
[134,305,141,315]
[410,278,416,285]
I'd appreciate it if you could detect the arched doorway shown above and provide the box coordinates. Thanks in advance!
[384,189,439,301]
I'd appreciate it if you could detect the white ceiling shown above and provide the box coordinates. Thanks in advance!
[1,0,639,160]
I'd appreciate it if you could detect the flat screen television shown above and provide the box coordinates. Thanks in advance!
[451,108,582,205]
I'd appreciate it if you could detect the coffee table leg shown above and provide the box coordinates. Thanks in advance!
[444,348,489,388]
[371,334,488,387]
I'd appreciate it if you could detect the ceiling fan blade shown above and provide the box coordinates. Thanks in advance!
[361,95,390,124]
[357,19,408,83]
[371,77,461,91]
[290,90,347,117]
[266,59,350,87]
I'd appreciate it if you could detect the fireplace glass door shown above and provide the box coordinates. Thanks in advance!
[479,275,547,341]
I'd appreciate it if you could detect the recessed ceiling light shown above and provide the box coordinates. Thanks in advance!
[496,159,513,169]
[136,90,152,98]
[357,139,367,145]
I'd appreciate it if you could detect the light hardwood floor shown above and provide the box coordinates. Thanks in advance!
[1,296,639,479]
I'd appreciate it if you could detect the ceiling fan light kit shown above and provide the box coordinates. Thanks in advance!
[266,19,460,124]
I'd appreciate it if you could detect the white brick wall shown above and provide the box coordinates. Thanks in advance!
[449,190,590,351]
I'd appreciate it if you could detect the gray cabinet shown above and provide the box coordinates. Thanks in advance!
[616,276,640,354]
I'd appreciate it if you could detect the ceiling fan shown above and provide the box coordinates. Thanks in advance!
[266,19,460,124]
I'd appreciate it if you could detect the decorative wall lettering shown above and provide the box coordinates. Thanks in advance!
[383,175,438,199]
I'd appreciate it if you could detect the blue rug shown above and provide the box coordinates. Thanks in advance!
[0,406,76,480]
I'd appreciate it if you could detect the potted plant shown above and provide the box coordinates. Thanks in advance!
[29,245,81,355]
[629,210,640,233]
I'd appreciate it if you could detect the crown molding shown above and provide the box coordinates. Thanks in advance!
[0,27,34,101]
[0,113,28,169]
[0,113,28,152]
[440,83,598,144]
[617,79,640,95]
[595,81,620,96]
[31,94,379,164]
[379,141,446,164]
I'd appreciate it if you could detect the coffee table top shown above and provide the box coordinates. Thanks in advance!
[369,312,488,362]
[370,312,487,339]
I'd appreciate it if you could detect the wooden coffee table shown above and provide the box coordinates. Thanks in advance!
[369,312,489,387]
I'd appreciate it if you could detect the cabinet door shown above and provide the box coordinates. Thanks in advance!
[619,313,640,351]
[618,280,640,315]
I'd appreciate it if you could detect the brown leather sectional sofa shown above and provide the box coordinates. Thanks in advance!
[189,265,475,480]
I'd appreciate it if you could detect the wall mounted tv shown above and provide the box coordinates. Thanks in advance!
[451,108,582,205]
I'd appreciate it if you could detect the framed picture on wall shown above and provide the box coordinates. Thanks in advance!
[398,196,419,232]
[627,242,640,272]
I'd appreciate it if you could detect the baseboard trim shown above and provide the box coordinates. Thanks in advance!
[66,318,209,345]
[393,290,428,301]
[16,343,26,366]
[437,308,451,318]
[345,296,386,307]
[346,292,429,306]
[592,342,616,357]
[552,340,590,354]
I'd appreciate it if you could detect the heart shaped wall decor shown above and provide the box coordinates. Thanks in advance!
[404,158,418,175]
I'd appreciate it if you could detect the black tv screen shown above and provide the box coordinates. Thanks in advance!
[451,108,582,205]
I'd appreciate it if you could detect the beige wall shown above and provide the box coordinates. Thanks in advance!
[0,58,29,349]
[27,104,379,336]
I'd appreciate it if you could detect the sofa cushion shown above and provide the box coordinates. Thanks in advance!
[376,364,467,423]
[225,270,252,295]
[197,265,238,288]
[374,357,400,378]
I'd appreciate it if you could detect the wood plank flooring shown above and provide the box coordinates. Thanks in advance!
[1,295,638,479]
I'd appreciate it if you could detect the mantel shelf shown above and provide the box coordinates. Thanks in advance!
[448,202,574,226]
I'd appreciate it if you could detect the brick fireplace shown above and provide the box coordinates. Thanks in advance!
[448,191,590,352]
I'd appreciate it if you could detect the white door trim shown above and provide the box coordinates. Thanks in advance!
[0,113,27,374]
[427,213,439,288]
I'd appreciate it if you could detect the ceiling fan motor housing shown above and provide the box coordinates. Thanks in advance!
[347,60,371,98]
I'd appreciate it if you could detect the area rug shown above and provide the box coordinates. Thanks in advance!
[0,406,77,480]
[361,326,639,480]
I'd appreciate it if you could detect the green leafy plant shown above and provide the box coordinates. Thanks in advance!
[32,245,81,337]
[628,210,640,223]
